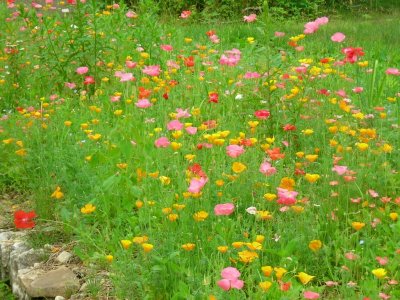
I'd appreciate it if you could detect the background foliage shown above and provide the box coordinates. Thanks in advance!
[104,0,400,20]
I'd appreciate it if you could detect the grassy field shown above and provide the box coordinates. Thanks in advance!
[0,1,399,299]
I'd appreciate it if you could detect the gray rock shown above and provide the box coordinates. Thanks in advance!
[22,266,80,298]
[56,251,73,264]
[55,296,66,300]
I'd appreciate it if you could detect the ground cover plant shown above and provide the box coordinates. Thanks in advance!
[0,1,399,299]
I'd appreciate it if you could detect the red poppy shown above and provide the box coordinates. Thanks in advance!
[188,163,207,178]
[14,210,37,229]
[163,93,169,100]
[138,87,151,99]
[283,124,296,131]
[184,56,195,67]
[266,148,285,160]
[206,30,216,37]
[83,76,95,85]
[341,47,365,64]
[254,110,270,120]
[208,92,219,103]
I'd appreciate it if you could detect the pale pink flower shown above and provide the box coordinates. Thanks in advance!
[167,120,183,131]
[315,16,329,25]
[379,293,391,300]
[244,72,261,79]
[277,188,297,206]
[175,108,191,118]
[214,203,235,216]
[275,31,285,37]
[295,46,305,52]
[332,165,348,175]
[226,145,245,158]
[160,44,173,51]
[154,137,170,148]
[376,256,388,266]
[325,281,339,287]
[209,35,220,44]
[304,291,320,299]
[345,252,358,260]
[76,66,89,75]
[368,189,379,198]
[304,21,319,34]
[259,161,277,176]
[142,65,161,77]
[114,71,134,82]
[185,127,197,135]
[135,99,152,108]
[65,82,76,89]
[125,61,137,69]
[188,177,208,194]
[221,267,240,280]
[243,13,257,23]
[386,68,400,75]
[331,32,346,42]
[180,10,191,19]
[336,89,348,98]
[126,10,137,18]
[110,95,121,102]
[352,86,363,93]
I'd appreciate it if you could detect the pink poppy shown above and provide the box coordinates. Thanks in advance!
[110,95,121,102]
[65,82,76,89]
[243,13,257,23]
[167,120,183,131]
[142,65,161,77]
[315,16,329,25]
[379,293,391,300]
[135,99,152,108]
[259,161,277,176]
[244,72,261,79]
[368,189,379,198]
[331,32,346,42]
[226,145,244,158]
[126,10,137,18]
[352,86,363,93]
[376,256,388,266]
[275,31,285,37]
[176,108,191,118]
[304,21,319,34]
[214,203,235,216]
[185,126,197,135]
[83,76,95,85]
[160,44,173,52]
[254,109,270,120]
[188,177,208,194]
[345,252,358,260]
[217,267,244,291]
[325,281,338,287]
[76,66,88,74]
[125,61,137,69]
[154,137,170,148]
[304,291,320,299]
[277,188,298,206]
[386,68,400,75]
[115,71,134,82]
[180,10,191,19]
[332,165,348,175]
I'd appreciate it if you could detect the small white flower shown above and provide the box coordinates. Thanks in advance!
[245,206,257,215]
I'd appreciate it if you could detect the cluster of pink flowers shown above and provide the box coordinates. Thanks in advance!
[217,267,244,290]
[219,48,241,66]
[304,16,329,34]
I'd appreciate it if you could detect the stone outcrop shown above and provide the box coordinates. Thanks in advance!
[0,230,81,299]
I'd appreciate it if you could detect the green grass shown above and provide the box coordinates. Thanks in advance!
[0,1,399,299]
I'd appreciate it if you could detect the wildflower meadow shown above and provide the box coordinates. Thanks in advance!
[0,0,399,299]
